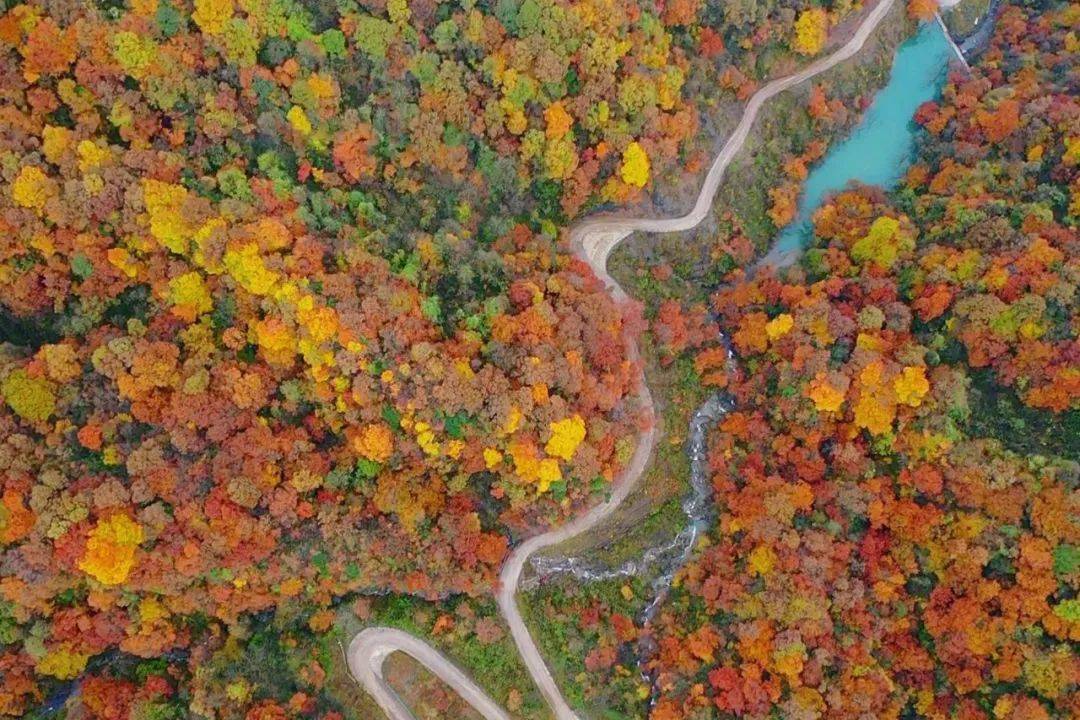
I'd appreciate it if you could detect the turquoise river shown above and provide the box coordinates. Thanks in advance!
[773,20,956,255]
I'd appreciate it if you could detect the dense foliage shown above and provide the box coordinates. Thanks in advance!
[637,4,1079,718]
[0,0,879,716]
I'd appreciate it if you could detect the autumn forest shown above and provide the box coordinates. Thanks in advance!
[0,0,1075,719]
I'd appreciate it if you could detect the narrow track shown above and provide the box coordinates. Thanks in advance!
[348,1,897,717]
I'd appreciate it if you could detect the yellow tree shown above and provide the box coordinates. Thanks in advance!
[792,9,829,56]
[78,514,144,585]
[620,142,651,187]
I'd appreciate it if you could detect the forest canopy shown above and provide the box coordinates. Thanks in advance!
[0,0,876,716]
[633,3,1079,718]
[0,0,1075,719]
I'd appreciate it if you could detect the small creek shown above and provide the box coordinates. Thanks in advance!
[958,0,1004,55]
[525,338,736,624]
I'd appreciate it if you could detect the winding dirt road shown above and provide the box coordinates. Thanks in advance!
[348,1,897,717]
[348,628,511,720]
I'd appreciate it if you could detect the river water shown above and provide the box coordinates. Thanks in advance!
[529,21,956,621]
[773,20,954,255]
